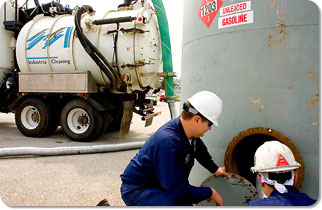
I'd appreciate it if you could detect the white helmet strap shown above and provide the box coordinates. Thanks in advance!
[183,103,199,115]
[183,102,214,126]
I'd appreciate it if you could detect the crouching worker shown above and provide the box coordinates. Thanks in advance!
[249,141,316,206]
[120,90,230,206]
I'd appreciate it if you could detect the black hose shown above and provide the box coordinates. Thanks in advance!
[113,23,121,76]
[41,2,72,15]
[124,0,132,5]
[118,0,132,7]
[33,0,40,15]
[26,0,72,20]
[34,0,40,7]
[92,16,136,25]
[74,5,123,89]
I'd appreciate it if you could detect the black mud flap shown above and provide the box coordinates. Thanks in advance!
[120,101,134,137]
[198,173,258,206]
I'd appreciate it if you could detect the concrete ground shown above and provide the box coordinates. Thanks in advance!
[0,102,180,207]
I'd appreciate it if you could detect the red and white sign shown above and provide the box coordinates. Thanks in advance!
[220,1,251,16]
[218,10,253,29]
[198,0,223,28]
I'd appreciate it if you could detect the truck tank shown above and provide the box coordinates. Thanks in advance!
[0,0,15,83]
[181,0,319,205]
[16,0,163,90]
[0,0,175,142]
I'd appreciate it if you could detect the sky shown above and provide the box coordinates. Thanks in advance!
[25,0,184,77]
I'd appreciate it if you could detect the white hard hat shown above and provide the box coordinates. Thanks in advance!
[251,141,301,173]
[188,90,223,126]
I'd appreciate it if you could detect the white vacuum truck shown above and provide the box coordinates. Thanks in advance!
[0,0,177,141]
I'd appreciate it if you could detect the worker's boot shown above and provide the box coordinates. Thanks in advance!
[96,199,110,206]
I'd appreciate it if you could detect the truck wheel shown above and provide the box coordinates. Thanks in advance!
[15,97,55,137]
[60,99,103,142]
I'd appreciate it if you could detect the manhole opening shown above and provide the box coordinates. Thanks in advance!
[234,134,275,186]
[225,127,304,189]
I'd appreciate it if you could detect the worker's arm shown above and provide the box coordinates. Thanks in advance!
[194,138,219,173]
[208,187,223,206]
[194,139,230,178]
[153,135,212,204]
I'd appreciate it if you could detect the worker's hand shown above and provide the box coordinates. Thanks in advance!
[207,187,223,206]
[214,167,230,178]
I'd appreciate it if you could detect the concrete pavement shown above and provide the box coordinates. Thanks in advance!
[0,102,180,206]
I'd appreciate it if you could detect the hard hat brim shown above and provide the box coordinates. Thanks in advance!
[251,164,301,173]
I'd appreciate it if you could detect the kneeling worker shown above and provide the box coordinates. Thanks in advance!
[249,141,316,206]
[120,90,229,206]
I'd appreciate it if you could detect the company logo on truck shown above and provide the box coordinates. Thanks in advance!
[27,27,73,50]
[26,27,73,65]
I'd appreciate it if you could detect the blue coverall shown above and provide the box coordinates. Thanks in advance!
[120,117,219,206]
[248,186,316,206]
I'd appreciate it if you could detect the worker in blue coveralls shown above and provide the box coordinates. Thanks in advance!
[120,90,230,206]
[248,141,316,206]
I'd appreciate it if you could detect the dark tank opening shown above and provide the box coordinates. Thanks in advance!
[225,127,304,189]
[234,134,275,186]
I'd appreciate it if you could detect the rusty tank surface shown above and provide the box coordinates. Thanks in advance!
[181,0,319,205]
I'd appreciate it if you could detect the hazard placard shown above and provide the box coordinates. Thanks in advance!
[218,1,254,29]
[218,10,253,29]
[220,1,251,16]
[198,0,223,28]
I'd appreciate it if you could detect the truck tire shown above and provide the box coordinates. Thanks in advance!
[60,99,103,142]
[15,97,55,137]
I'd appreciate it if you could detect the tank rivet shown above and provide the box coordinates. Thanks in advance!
[268,128,272,133]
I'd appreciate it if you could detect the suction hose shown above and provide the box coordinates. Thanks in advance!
[74,5,123,90]
[152,0,178,119]
[0,142,145,157]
